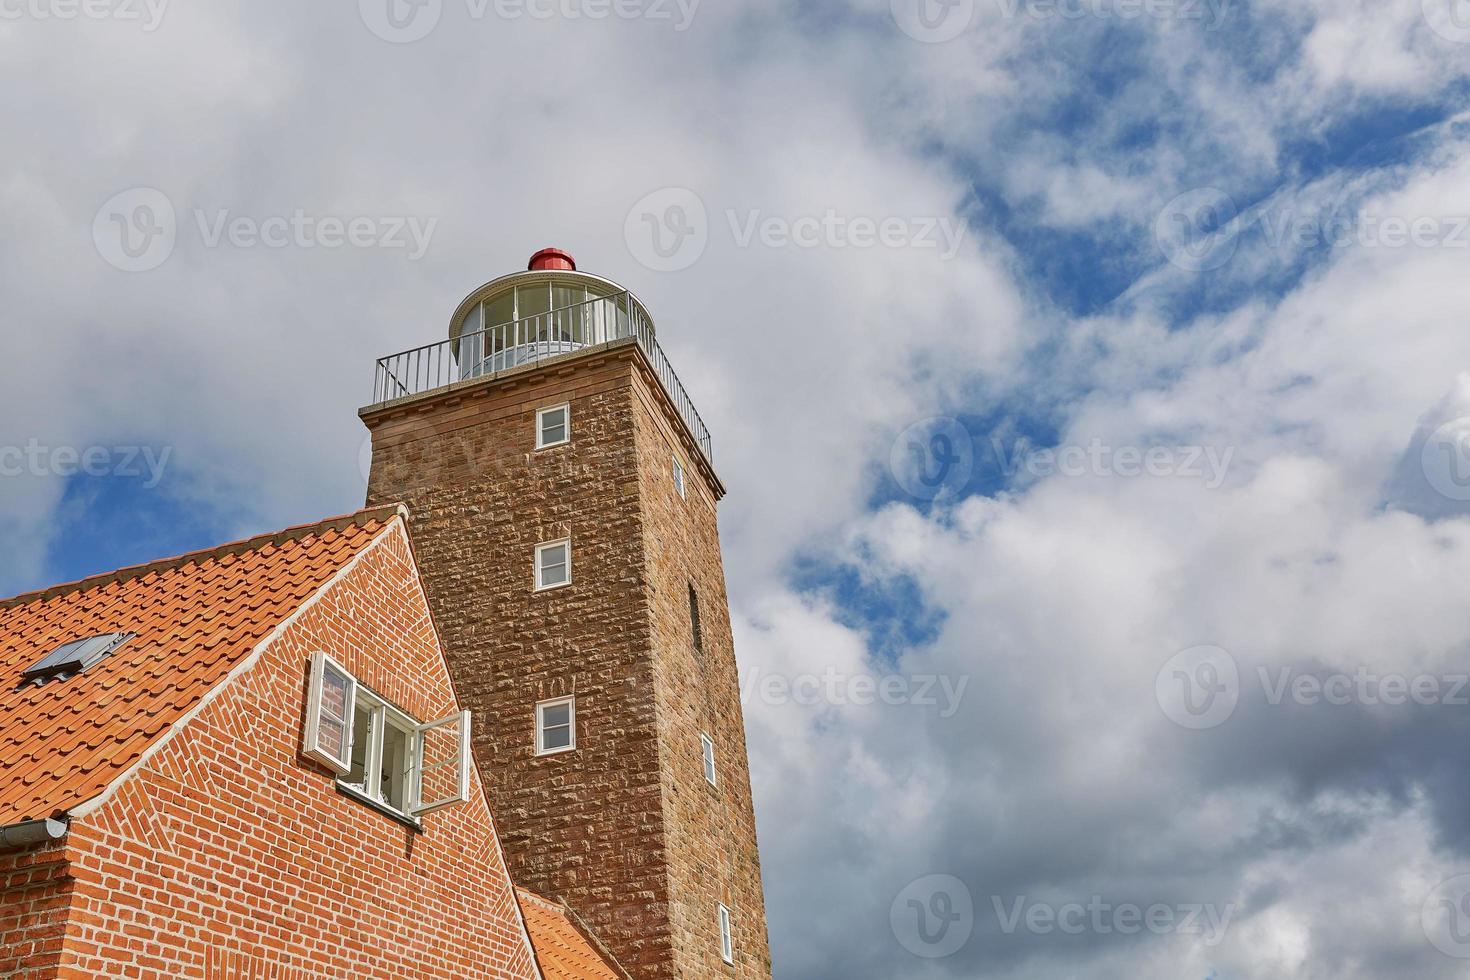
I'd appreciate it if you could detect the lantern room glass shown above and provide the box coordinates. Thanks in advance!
[455,279,630,379]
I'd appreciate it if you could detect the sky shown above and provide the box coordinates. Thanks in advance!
[4,0,1470,976]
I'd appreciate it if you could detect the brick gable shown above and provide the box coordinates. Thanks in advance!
[1,515,541,980]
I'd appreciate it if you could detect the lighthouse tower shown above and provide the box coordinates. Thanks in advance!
[361,249,771,980]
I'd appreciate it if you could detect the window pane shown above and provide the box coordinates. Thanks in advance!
[344,704,373,790]
[379,721,411,811]
[551,285,583,343]
[458,305,482,376]
[517,283,552,343]
[317,666,351,759]
[320,668,349,724]
[538,543,570,587]
[484,292,515,329]
[542,703,571,728]
[542,725,573,751]
[540,407,568,445]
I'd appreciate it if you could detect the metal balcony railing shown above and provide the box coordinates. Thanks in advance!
[371,290,714,465]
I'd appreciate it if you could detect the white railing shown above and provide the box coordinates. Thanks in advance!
[372,291,713,465]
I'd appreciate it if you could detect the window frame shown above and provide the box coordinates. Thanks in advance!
[412,709,474,816]
[718,904,734,965]
[336,686,421,821]
[534,538,572,592]
[701,732,718,788]
[304,651,357,775]
[535,403,571,450]
[535,695,577,757]
[673,454,687,499]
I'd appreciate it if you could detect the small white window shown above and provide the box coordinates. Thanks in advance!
[701,733,717,787]
[673,455,687,499]
[305,652,472,820]
[305,651,356,774]
[718,904,734,964]
[536,696,576,756]
[536,404,570,449]
[535,539,571,591]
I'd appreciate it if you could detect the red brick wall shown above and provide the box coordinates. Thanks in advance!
[363,340,773,980]
[0,841,72,979]
[46,521,539,979]
[366,347,676,978]
[629,370,772,980]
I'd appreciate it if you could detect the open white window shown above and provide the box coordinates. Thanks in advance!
[304,651,356,774]
[718,904,734,965]
[673,454,687,499]
[536,404,570,449]
[305,652,472,820]
[535,539,571,591]
[536,696,576,756]
[701,732,718,787]
[413,710,473,816]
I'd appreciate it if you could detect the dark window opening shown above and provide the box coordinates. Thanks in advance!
[688,583,704,654]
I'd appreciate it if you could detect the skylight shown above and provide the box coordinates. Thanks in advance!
[21,633,133,686]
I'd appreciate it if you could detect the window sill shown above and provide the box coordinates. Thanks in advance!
[336,782,423,832]
[535,745,577,758]
[533,581,571,594]
[535,439,570,452]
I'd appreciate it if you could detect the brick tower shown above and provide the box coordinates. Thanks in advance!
[360,249,771,980]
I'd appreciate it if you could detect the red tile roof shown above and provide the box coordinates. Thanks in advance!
[0,507,402,827]
[517,888,628,980]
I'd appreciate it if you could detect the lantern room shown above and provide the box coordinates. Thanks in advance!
[448,248,657,379]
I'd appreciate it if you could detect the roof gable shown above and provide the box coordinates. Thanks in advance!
[516,888,628,980]
[0,507,401,827]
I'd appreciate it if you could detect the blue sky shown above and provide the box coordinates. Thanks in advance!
[6,1,1470,977]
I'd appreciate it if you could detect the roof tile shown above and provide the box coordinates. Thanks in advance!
[0,508,400,827]
[517,888,627,980]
